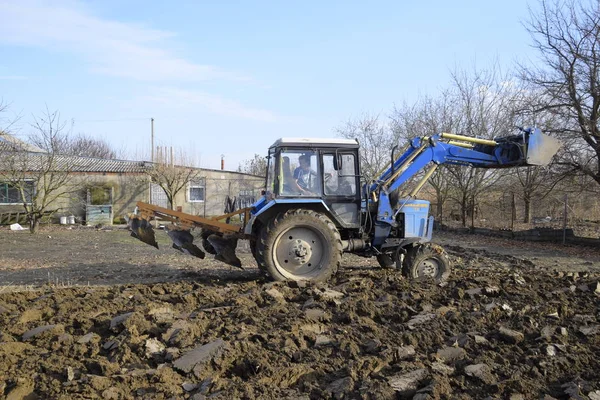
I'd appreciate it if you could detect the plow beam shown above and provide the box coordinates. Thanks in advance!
[135,202,249,234]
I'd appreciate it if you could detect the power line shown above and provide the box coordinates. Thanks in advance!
[73,117,150,123]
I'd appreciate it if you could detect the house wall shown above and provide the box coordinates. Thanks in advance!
[0,173,151,224]
[172,170,264,217]
[1,167,264,225]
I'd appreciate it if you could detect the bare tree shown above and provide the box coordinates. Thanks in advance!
[520,0,600,185]
[443,65,520,226]
[0,109,79,233]
[335,113,396,182]
[391,92,457,222]
[66,134,117,159]
[30,131,117,159]
[147,147,202,210]
[237,154,267,177]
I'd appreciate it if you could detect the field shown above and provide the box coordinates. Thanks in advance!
[1,226,599,399]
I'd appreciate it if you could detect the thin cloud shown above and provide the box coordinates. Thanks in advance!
[143,87,279,123]
[0,0,248,82]
[0,76,27,80]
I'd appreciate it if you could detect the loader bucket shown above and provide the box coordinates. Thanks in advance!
[128,215,159,249]
[526,129,562,166]
[165,227,205,259]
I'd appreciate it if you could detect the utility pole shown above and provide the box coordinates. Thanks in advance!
[151,118,155,162]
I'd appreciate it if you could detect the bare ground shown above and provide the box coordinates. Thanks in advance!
[0,226,599,399]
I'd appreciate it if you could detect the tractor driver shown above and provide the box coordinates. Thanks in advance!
[293,154,317,195]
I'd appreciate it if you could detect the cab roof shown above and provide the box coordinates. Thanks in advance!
[270,137,359,149]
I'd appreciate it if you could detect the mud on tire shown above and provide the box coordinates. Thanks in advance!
[402,242,451,283]
[256,209,342,282]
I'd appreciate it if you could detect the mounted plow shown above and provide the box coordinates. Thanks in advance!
[127,202,252,269]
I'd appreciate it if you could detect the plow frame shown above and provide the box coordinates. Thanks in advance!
[135,201,252,237]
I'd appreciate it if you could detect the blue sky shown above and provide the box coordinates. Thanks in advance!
[0,0,538,169]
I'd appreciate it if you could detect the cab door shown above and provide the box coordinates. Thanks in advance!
[321,151,361,228]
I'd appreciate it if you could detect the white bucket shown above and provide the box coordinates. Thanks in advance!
[59,216,67,225]
[67,215,75,225]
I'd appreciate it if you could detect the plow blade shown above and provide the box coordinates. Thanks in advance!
[128,215,159,249]
[166,227,205,259]
[206,233,243,269]
[127,214,242,268]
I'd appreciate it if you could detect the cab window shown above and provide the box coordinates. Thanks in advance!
[323,153,357,196]
[279,151,320,196]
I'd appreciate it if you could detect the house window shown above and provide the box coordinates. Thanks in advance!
[0,181,34,204]
[188,181,205,202]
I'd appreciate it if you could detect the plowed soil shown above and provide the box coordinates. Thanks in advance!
[1,227,599,399]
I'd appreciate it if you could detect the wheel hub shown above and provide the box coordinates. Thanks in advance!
[416,259,439,278]
[274,226,326,277]
[290,239,312,263]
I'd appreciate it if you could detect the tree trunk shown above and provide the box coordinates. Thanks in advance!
[461,195,467,227]
[511,193,516,230]
[523,195,531,223]
[434,188,444,226]
[470,196,475,229]
[29,215,40,234]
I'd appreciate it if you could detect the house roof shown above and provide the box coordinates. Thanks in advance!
[0,152,151,174]
[0,151,267,177]
[0,133,45,153]
[0,132,264,177]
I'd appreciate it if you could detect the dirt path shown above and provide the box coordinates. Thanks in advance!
[1,227,599,290]
[0,227,599,399]
[435,231,600,273]
[0,226,261,289]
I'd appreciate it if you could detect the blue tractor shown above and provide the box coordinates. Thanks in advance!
[130,128,560,283]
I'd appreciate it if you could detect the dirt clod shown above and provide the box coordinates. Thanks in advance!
[497,326,525,344]
[1,229,600,398]
[464,363,495,384]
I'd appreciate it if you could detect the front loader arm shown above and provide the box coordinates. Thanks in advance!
[370,127,561,198]
[369,128,561,244]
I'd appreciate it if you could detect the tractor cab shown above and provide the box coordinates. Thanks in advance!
[261,138,362,227]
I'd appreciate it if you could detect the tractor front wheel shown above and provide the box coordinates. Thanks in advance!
[401,243,451,283]
[256,209,342,282]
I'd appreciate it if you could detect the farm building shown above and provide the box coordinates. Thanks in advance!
[0,133,265,226]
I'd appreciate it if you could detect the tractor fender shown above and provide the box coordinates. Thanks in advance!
[245,199,333,235]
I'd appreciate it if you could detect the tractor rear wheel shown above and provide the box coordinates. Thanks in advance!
[256,209,342,282]
[401,243,451,283]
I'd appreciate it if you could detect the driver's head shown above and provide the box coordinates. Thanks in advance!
[299,154,311,170]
